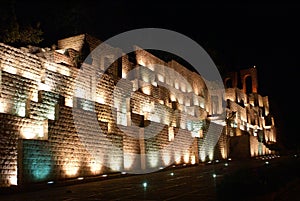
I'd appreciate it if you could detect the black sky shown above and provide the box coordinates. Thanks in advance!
[4,1,300,149]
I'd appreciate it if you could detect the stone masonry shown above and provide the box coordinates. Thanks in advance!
[0,34,277,187]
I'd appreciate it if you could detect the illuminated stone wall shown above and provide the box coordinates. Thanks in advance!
[0,113,20,186]
[0,39,207,186]
[223,67,276,158]
[0,34,277,187]
[19,140,52,184]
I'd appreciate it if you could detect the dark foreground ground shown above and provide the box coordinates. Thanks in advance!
[1,154,300,201]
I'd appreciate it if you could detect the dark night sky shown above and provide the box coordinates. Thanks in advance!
[3,1,300,149]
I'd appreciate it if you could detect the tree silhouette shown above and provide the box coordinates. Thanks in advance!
[0,0,43,46]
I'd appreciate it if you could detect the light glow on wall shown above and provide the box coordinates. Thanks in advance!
[15,102,25,117]
[124,153,135,170]
[107,122,112,133]
[148,64,155,71]
[117,112,127,126]
[20,127,35,139]
[253,131,257,137]
[109,157,122,171]
[9,170,17,186]
[177,96,183,104]
[132,79,139,91]
[28,152,52,181]
[75,88,87,99]
[89,159,102,174]
[47,107,55,120]
[142,74,149,83]
[122,69,127,78]
[170,94,176,102]
[36,125,44,138]
[180,120,186,129]
[200,151,206,162]
[96,94,105,104]
[193,95,199,106]
[250,136,259,157]
[258,143,263,155]
[64,158,79,177]
[149,151,159,168]
[191,155,196,165]
[58,66,70,76]
[200,101,204,109]
[239,124,245,131]
[20,123,45,139]
[191,131,200,138]
[183,152,190,163]
[65,96,73,107]
[181,84,186,92]
[31,91,38,102]
[44,62,57,72]
[142,86,151,95]
[3,65,17,74]
[174,82,179,90]
[236,128,241,136]
[193,85,199,95]
[150,114,161,123]
[175,152,181,164]
[221,147,227,159]
[185,99,190,106]
[0,100,7,113]
[157,74,164,82]
[162,152,171,166]
[187,121,192,131]
[162,115,170,125]
[199,129,203,138]
[21,71,35,80]
[138,59,145,66]
[208,151,214,161]
[142,102,154,113]
[38,83,51,91]
[168,126,174,141]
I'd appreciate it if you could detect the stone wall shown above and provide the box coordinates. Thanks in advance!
[0,34,278,187]
[0,113,19,186]
[0,55,209,186]
[18,140,52,184]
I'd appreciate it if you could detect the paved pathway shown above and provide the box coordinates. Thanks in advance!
[1,155,299,201]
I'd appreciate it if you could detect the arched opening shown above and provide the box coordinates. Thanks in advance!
[225,78,233,88]
[211,95,219,114]
[245,76,252,94]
